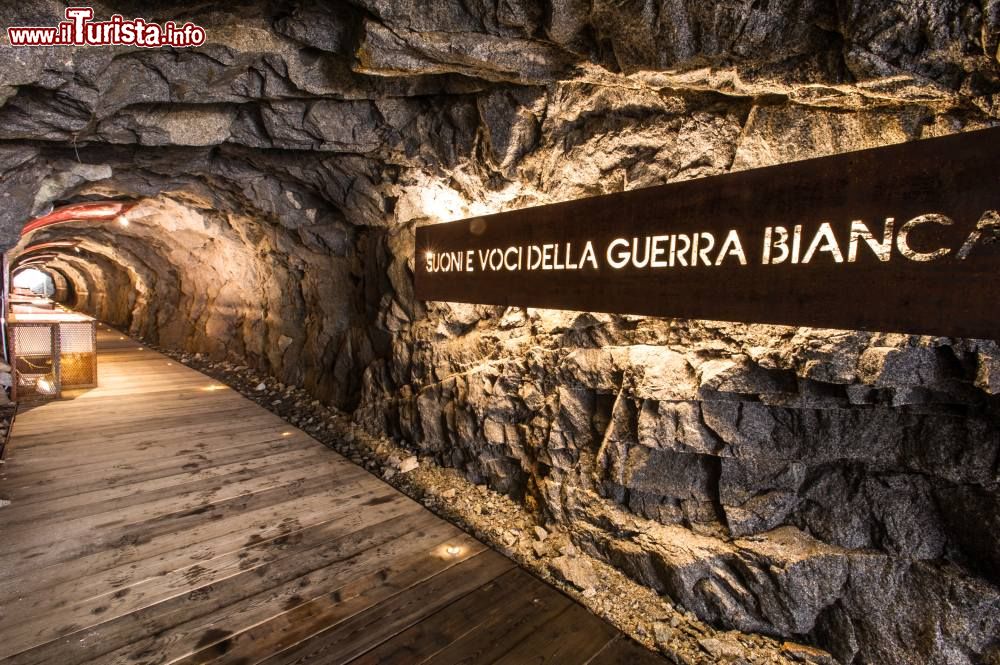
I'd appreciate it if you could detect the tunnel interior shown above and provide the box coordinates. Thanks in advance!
[10,186,382,410]
[1,2,999,664]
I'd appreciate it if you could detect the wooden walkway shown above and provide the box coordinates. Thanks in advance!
[0,328,663,665]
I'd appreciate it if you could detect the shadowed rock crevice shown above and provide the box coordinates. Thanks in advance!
[2,1,999,663]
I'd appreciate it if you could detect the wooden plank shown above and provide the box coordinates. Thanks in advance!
[6,408,286,451]
[256,549,515,665]
[1,436,318,505]
[1,488,413,623]
[0,446,336,524]
[490,600,620,664]
[7,511,451,664]
[0,493,423,658]
[586,636,670,665]
[0,464,371,577]
[5,416,298,458]
[5,414,312,470]
[148,533,491,665]
[0,483,400,609]
[348,567,552,665]
[398,569,574,665]
[0,451,361,550]
[9,399,271,436]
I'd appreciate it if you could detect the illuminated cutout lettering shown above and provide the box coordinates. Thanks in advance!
[632,237,652,268]
[677,235,694,266]
[695,232,714,266]
[897,214,953,261]
[802,222,844,264]
[848,218,894,262]
[607,238,630,269]
[651,235,669,267]
[763,226,790,264]
[791,225,803,264]
[605,232,745,269]
[416,126,1000,339]
[425,250,475,273]
[527,245,542,270]
[503,246,520,270]
[957,210,1000,260]
[431,213,995,275]
[716,230,747,266]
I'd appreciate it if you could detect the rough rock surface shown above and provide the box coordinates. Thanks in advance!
[1,2,998,664]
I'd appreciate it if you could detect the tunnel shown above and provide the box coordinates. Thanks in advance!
[0,2,998,665]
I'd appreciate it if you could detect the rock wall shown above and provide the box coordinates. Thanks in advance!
[1,2,998,663]
[362,308,1000,663]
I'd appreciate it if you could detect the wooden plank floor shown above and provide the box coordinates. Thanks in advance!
[0,327,665,665]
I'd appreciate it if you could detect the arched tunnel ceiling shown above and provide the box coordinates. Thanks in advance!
[1,0,999,247]
[2,5,1000,665]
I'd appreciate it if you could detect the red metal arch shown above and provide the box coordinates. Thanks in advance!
[20,201,134,237]
[14,254,60,267]
[13,242,79,263]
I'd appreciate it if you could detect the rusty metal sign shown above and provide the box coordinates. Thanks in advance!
[415,127,1000,339]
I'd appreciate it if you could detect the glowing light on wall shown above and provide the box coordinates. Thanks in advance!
[19,241,78,255]
[411,181,526,225]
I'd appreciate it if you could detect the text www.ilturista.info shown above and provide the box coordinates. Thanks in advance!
[7,7,205,48]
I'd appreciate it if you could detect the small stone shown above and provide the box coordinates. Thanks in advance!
[398,456,419,473]
[582,587,597,598]
[780,641,838,665]
[533,526,548,541]
[653,621,675,647]
[382,468,396,480]
[550,554,600,591]
[698,636,746,660]
[441,488,457,499]
[502,530,518,547]
[532,540,548,558]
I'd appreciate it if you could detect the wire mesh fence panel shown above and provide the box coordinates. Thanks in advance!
[59,321,97,388]
[10,323,59,399]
